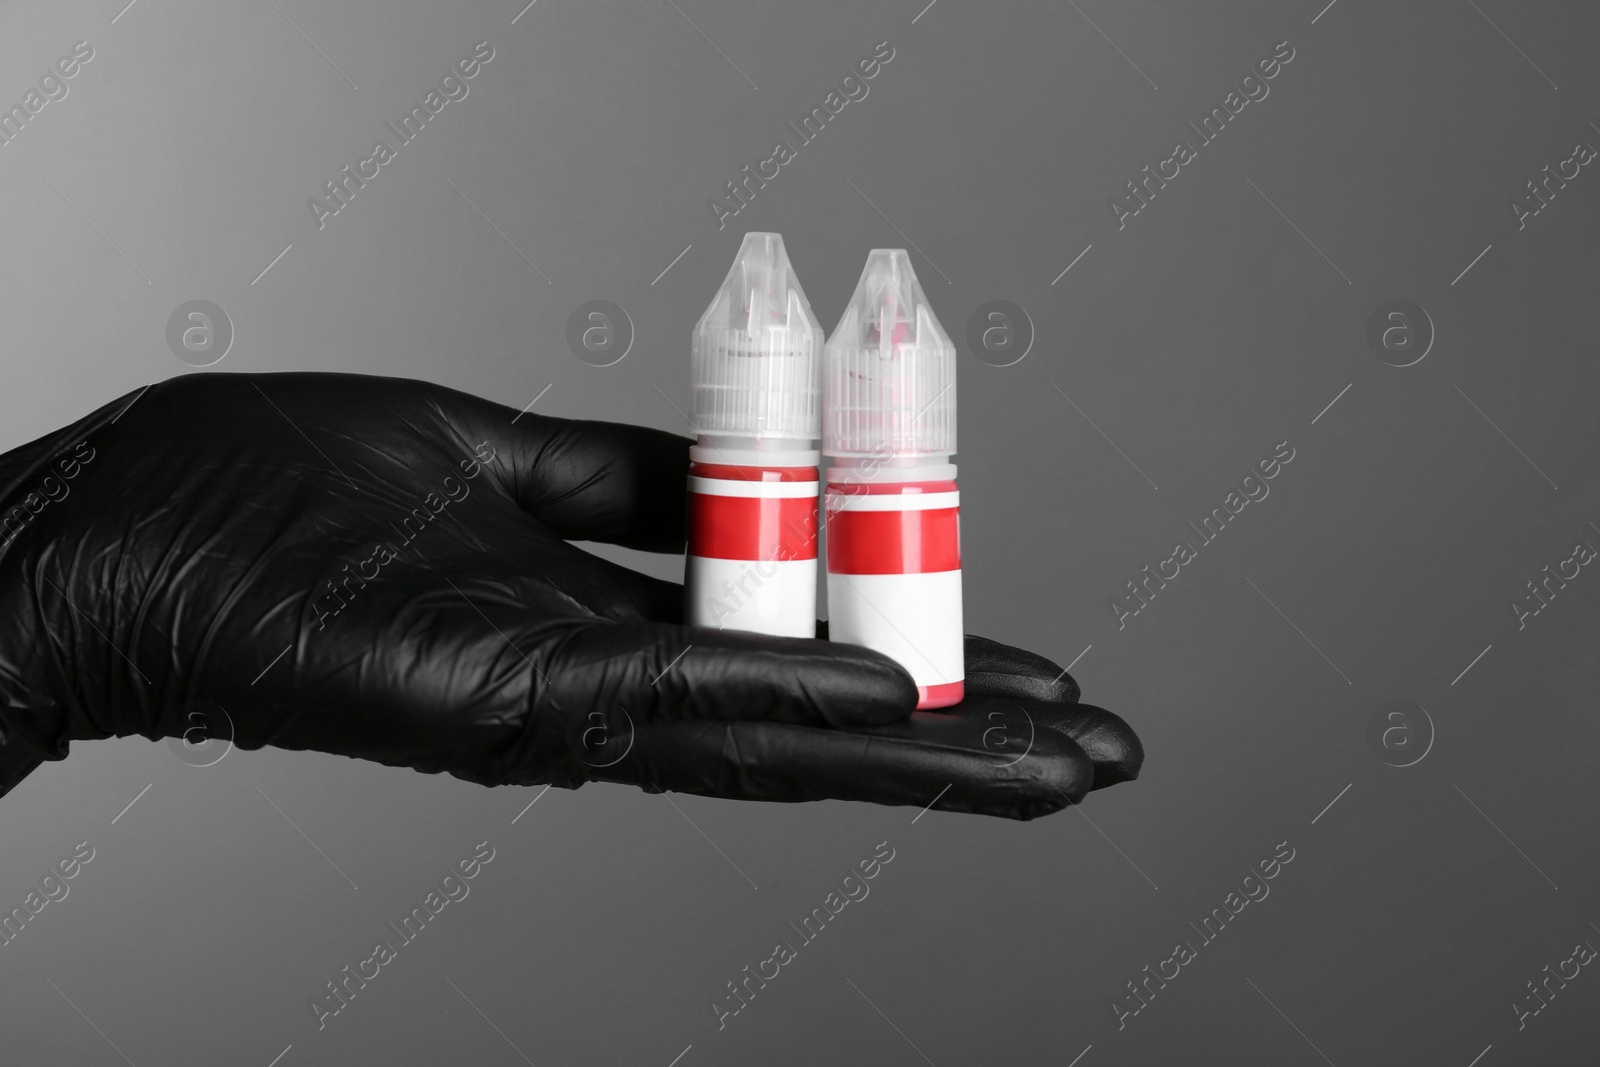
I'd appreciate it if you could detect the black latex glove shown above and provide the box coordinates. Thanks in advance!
[0,373,1141,819]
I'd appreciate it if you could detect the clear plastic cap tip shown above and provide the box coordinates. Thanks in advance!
[692,233,823,440]
[823,249,956,458]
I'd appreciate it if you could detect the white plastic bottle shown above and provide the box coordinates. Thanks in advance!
[685,233,823,638]
[823,249,964,708]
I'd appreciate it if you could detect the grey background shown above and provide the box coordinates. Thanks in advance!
[1,0,1597,1063]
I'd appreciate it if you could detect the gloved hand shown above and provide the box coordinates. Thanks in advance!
[0,373,1141,819]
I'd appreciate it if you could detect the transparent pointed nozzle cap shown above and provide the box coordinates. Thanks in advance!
[691,233,822,440]
[823,249,956,457]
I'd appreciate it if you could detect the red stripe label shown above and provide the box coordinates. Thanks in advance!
[826,507,961,574]
[689,493,818,561]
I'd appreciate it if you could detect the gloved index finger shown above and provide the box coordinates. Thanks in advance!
[963,634,1081,704]
[544,622,917,730]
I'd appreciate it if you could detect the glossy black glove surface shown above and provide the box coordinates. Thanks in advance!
[0,373,1141,818]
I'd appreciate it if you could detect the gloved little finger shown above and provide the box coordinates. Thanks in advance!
[586,694,1096,820]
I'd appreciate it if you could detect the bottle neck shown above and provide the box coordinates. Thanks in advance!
[825,454,956,485]
[690,434,819,469]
